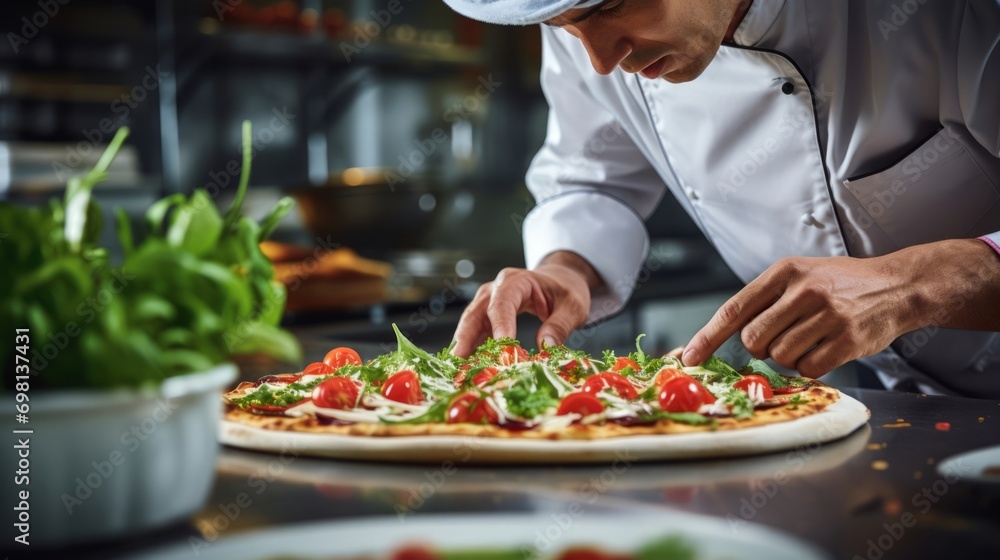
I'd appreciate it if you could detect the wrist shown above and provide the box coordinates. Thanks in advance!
[538,251,605,291]
[894,238,1000,330]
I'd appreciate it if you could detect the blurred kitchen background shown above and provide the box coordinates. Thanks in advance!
[0,0,864,381]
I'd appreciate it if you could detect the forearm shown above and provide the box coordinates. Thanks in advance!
[898,238,1000,331]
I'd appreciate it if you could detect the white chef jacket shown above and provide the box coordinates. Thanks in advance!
[522,0,1000,397]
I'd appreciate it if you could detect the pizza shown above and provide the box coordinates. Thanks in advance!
[222,325,840,440]
[270,534,697,560]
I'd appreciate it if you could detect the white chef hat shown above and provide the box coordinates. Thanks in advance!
[442,0,605,26]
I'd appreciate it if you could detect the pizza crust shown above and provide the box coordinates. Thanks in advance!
[223,383,839,440]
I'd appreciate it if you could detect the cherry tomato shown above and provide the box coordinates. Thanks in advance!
[446,392,498,424]
[556,392,606,417]
[733,374,774,399]
[302,362,334,376]
[556,550,620,560]
[499,345,529,365]
[582,372,639,400]
[391,545,441,560]
[323,347,362,369]
[654,367,692,387]
[658,377,715,413]
[612,357,641,373]
[312,377,360,410]
[472,366,499,387]
[381,370,423,405]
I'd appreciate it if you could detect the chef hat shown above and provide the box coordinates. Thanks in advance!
[442,0,606,26]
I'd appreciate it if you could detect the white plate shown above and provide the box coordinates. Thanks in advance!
[937,444,1000,484]
[219,392,869,464]
[131,511,830,560]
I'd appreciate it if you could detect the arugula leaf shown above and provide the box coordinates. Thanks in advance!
[380,397,452,424]
[721,388,755,419]
[637,535,697,560]
[698,355,742,384]
[629,333,648,365]
[502,383,559,419]
[742,358,790,389]
[232,384,308,408]
[635,411,714,426]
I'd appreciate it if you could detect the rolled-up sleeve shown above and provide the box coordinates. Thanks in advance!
[523,27,666,323]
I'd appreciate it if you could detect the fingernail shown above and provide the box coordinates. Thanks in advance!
[681,348,695,365]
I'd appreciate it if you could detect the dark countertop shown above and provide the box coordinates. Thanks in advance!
[79,376,998,558]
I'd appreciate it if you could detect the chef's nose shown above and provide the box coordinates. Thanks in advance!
[575,30,633,75]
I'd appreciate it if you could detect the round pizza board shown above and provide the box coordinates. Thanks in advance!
[219,391,870,464]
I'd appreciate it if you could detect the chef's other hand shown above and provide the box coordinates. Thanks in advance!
[682,239,1000,378]
[452,251,604,358]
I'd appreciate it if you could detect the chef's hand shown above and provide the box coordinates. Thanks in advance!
[451,251,604,358]
[681,239,1000,377]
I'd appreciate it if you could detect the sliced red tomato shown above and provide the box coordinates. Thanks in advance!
[472,366,499,387]
[499,345,529,366]
[654,367,692,387]
[556,392,606,417]
[381,370,422,405]
[312,378,360,410]
[302,361,335,376]
[532,350,551,361]
[323,347,362,369]
[658,377,715,413]
[559,358,592,382]
[582,372,639,400]
[446,392,498,424]
[454,364,471,388]
[612,357,641,374]
[733,374,774,399]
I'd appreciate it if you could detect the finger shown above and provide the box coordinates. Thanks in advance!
[487,270,531,340]
[665,347,685,359]
[740,295,817,359]
[452,285,494,357]
[795,335,850,378]
[683,277,784,366]
[536,297,587,348]
[766,312,831,370]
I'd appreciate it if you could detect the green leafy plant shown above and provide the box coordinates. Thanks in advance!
[1,122,301,389]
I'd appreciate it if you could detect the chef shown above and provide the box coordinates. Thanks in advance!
[444,0,1000,397]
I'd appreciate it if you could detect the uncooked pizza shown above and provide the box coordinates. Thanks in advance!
[223,325,841,440]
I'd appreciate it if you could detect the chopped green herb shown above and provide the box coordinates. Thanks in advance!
[721,388,755,419]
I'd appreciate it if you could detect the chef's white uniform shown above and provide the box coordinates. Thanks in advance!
[522,0,1000,397]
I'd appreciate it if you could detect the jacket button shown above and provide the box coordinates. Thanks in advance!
[801,212,820,227]
[781,81,795,95]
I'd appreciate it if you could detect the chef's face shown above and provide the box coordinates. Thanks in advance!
[545,0,743,83]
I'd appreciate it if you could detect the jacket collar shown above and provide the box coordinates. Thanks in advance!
[731,0,787,47]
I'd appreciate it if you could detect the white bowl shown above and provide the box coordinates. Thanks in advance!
[4,364,236,547]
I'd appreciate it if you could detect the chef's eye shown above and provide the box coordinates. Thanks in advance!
[595,0,626,19]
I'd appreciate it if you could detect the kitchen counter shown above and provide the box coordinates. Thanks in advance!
[66,335,998,560]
